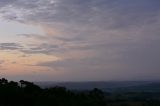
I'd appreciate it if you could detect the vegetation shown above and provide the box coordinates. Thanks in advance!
[0,78,160,106]
[0,78,106,106]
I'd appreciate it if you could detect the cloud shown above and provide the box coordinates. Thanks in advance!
[0,0,160,80]
[0,42,63,55]
[0,43,22,50]
[0,60,5,64]
[1,0,159,28]
[20,43,62,55]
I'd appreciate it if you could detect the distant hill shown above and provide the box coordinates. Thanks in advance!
[35,81,160,92]
[117,82,160,92]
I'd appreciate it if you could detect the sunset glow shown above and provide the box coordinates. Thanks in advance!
[0,0,160,81]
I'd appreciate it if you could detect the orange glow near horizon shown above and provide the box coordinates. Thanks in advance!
[0,51,61,75]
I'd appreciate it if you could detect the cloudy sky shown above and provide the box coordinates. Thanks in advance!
[0,0,160,81]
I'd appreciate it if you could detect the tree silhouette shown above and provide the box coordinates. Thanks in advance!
[0,78,159,106]
[0,78,8,85]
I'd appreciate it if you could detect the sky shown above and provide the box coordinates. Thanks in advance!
[0,0,160,81]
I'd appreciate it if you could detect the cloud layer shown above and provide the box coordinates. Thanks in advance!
[0,0,160,81]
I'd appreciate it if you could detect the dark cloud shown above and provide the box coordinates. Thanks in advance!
[1,0,160,27]
[0,0,16,7]
[0,43,22,50]
[0,42,62,55]
[20,43,62,55]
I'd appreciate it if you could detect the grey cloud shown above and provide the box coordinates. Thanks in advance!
[0,43,22,50]
[1,0,160,80]
[19,54,29,58]
[21,43,63,55]
[0,42,63,55]
[1,0,160,28]
[0,0,16,7]
[1,0,160,37]
[19,34,46,38]
[53,35,85,43]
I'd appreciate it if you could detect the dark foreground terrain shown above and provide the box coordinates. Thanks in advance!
[0,78,160,106]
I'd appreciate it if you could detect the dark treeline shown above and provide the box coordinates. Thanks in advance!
[0,78,106,106]
[0,78,160,106]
